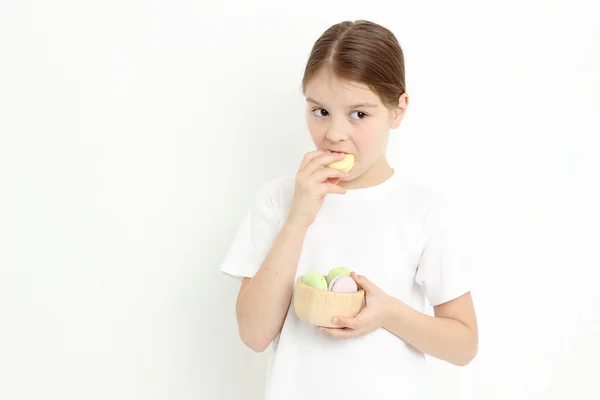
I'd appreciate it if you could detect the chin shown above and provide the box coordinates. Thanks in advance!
[346,168,360,180]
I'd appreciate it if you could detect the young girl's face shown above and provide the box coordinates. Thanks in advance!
[304,69,407,181]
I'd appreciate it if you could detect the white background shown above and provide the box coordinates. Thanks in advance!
[1,0,599,399]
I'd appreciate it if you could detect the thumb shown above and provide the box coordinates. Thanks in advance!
[351,272,377,292]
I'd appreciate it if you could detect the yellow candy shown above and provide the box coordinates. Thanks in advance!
[326,153,354,172]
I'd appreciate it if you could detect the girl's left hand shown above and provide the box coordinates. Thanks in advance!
[318,272,393,339]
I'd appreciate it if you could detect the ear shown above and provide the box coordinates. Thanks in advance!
[390,93,409,129]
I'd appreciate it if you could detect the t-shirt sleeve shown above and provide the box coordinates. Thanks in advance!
[415,195,471,307]
[219,179,283,282]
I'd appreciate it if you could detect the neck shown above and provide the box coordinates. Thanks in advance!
[338,156,394,190]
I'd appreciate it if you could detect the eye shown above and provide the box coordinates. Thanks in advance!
[312,108,329,117]
[350,111,367,120]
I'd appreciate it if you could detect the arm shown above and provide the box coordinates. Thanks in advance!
[318,274,478,366]
[231,150,348,352]
[382,291,478,366]
[235,220,308,352]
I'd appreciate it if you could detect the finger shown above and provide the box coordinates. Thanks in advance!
[351,272,377,292]
[333,311,370,330]
[332,316,362,330]
[311,167,349,184]
[298,150,326,171]
[318,327,356,339]
[303,151,347,175]
[317,182,347,196]
[295,179,345,200]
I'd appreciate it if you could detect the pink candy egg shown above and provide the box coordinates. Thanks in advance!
[329,275,358,292]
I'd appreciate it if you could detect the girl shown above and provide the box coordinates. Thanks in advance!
[220,20,478,400]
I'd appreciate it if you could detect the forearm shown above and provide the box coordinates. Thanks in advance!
[236,220,308,351]
[382,297,477,366]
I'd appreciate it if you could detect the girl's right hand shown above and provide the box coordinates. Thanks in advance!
[287,150,349,229]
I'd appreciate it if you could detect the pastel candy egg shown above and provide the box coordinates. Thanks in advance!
[326,267,352,286]
[301,270,327,290]
[326,153,355,172]
[329,275,358,293]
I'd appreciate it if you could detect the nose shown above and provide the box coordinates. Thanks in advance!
[325,118,349,143]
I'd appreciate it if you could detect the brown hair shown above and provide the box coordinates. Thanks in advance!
[301,20,406,109]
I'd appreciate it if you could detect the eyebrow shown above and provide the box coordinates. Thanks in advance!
[306,97,378,109]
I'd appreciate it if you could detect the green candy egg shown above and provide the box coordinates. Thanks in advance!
[301,270,327,290]
[326,267,352,285]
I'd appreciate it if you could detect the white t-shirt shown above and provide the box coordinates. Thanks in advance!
[220,170,471,400]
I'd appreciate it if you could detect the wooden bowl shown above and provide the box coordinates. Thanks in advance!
[293,276,365,328]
